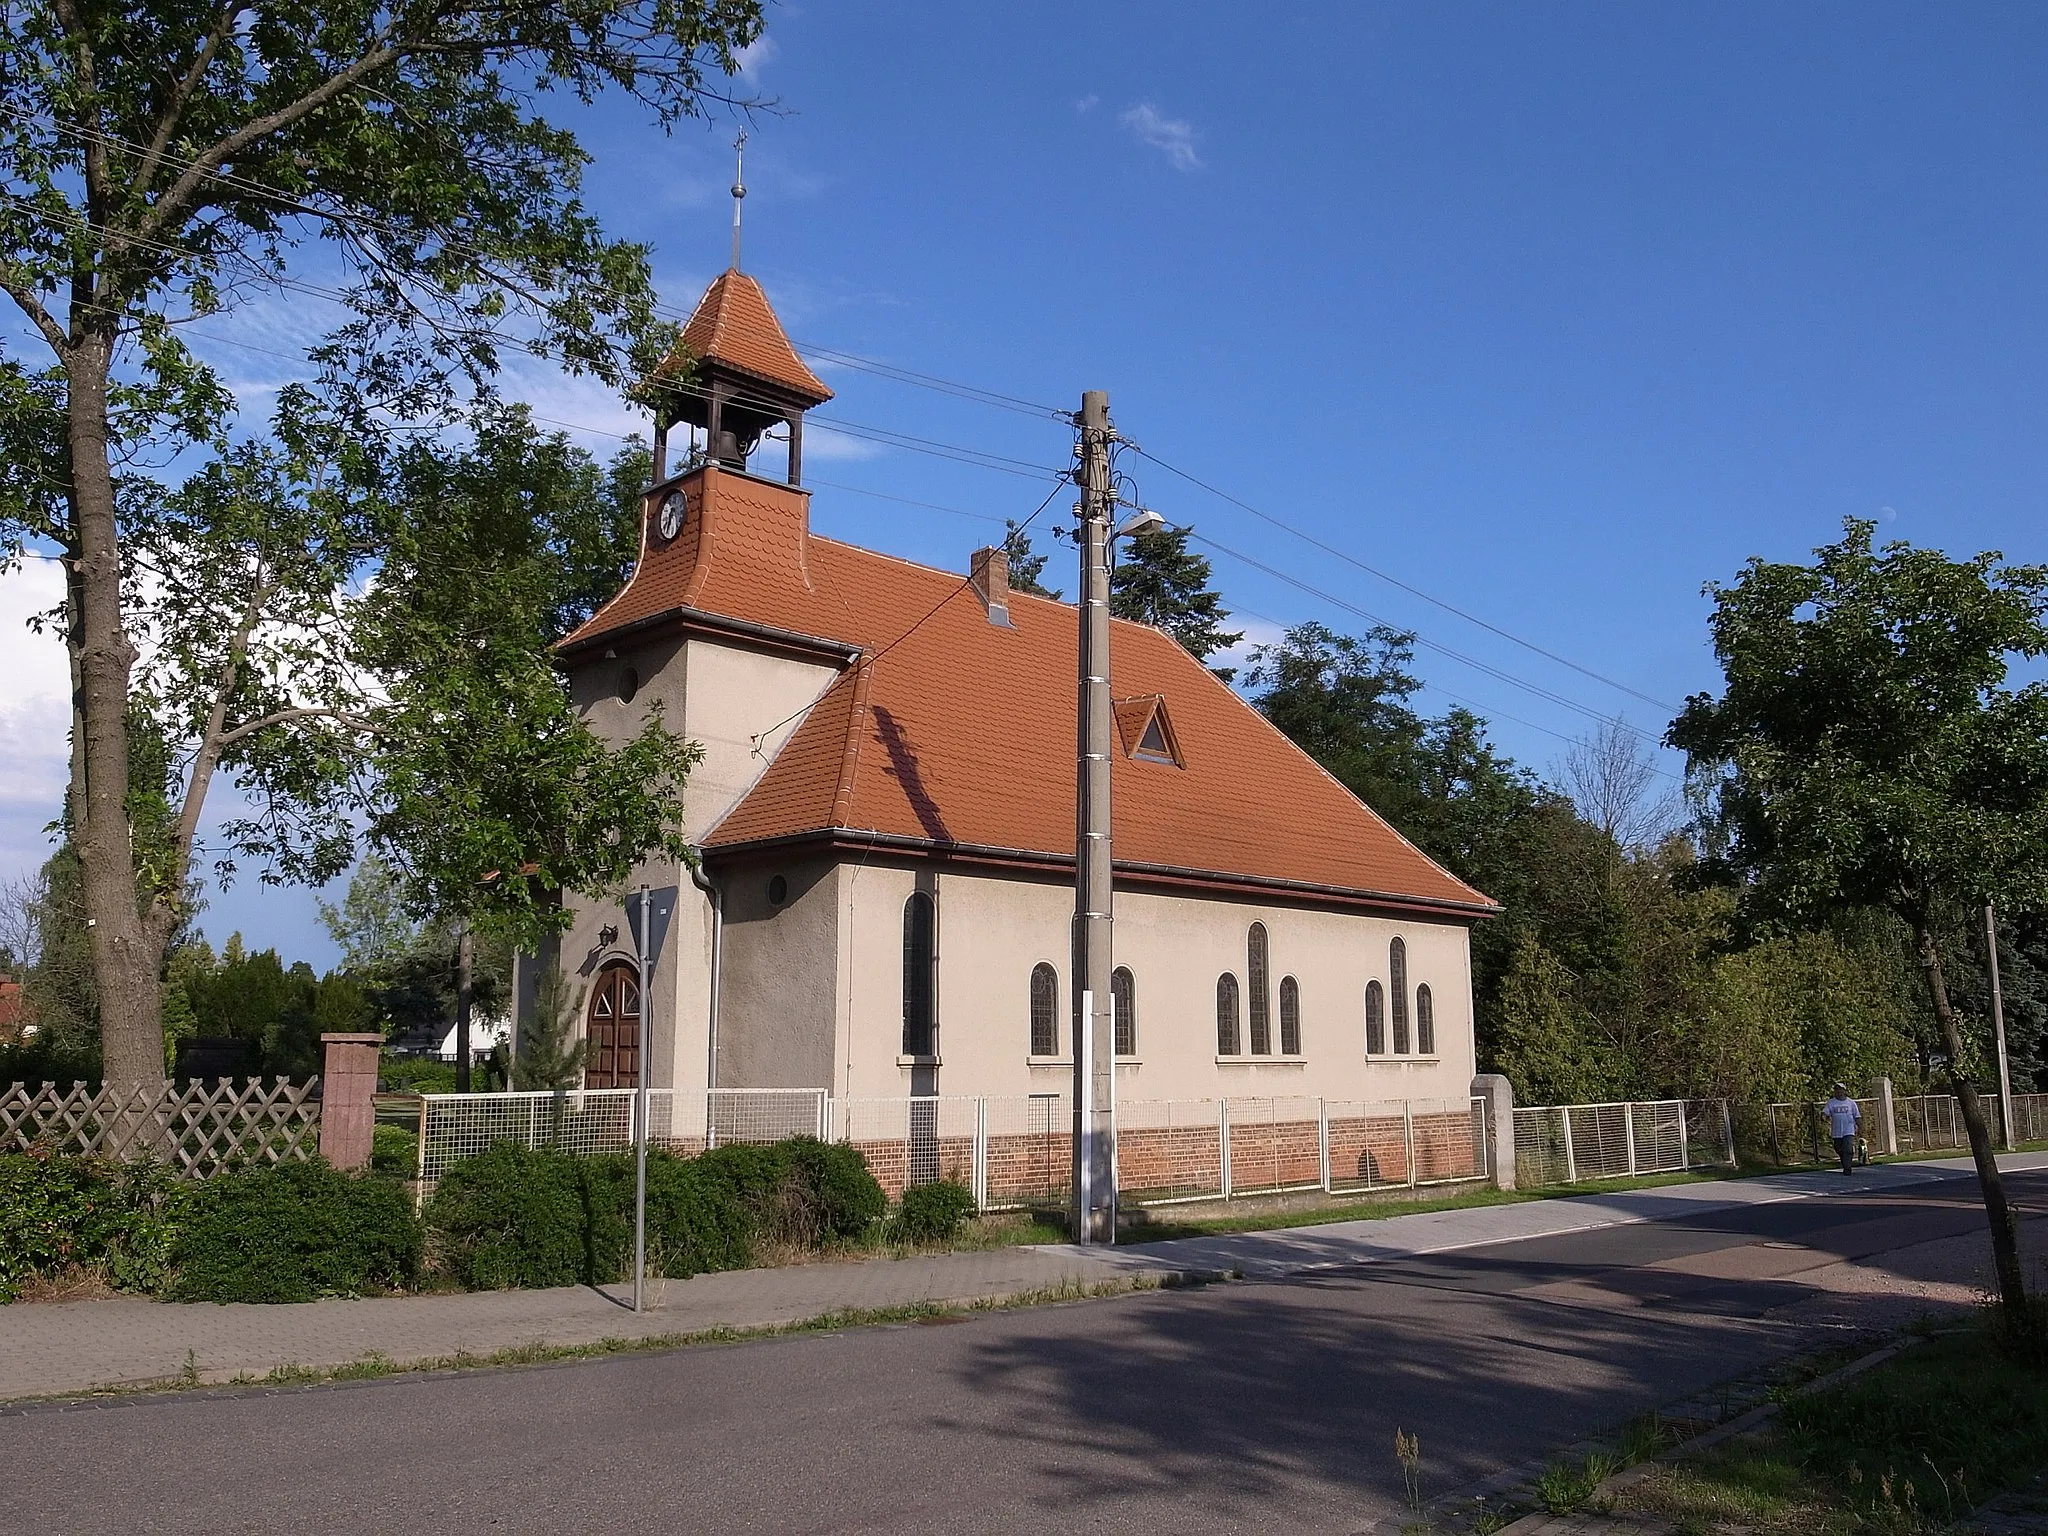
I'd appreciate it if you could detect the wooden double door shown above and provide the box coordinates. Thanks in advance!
[584,962,641,1089]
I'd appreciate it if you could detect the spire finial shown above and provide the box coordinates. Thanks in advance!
[730,130,748,271]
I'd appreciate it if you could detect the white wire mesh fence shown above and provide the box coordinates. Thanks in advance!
[1752,1091,2048,1165]
[1511,1100,1733,1187]
[411,1087,1497,1206]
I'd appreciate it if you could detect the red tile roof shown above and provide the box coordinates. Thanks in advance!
[566,466,1495,917]
[672,269,832,405]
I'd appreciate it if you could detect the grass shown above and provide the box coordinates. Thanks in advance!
[1612,1325,2048,1535]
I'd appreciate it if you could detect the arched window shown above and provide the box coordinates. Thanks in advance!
[1365,980,1386,1056]
[1112,967,1136,1057]
[1390,937,1411,1055]
[1247,922,1272,1055]
[1279,975,1301,1056]
[585,961,641,1089]
[1416,983,1435,1057]
[1216,974,1241,1056]
[902,892,937,1057]
[1029,962,1059,1057]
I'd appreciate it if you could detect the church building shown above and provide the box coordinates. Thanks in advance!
[531,261,1499,1115]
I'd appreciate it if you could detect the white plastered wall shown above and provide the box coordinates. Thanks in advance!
[793,859,1479,1106]
[548,632,843,1090]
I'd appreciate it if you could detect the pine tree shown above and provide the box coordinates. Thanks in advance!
[514,965,588,1092]
[1110,526,1243,676]
[1003,520,1061,599]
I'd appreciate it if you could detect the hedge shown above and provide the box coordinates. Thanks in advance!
[171,1159,422,1303]
[4,1134,888,1305]
[0,1150,185,1301]
[424,1136,885,1290]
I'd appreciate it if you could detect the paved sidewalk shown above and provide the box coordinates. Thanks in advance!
[5,1149,2040,1403]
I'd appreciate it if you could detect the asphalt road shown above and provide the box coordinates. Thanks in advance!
[5,1171,2038,1536]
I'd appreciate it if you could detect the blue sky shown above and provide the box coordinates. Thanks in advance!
[4,3,2045,967]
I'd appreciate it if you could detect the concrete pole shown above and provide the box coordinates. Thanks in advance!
[1988,903,2015,1152]
[1072,390,1117,1244]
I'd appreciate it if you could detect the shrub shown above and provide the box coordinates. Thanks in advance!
[172,1158,421,1303]
[423,1141,586,1290]
[378,1057,459,1094]
[579,1150,755,1281]
[894,1180,978,1244]
[370,1124,419,1178]
[772,1138,886,1246]
[0,1151,187,1301]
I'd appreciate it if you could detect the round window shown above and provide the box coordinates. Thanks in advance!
[617,666,639,703]
[768,874,788,905]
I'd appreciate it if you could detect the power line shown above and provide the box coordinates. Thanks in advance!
[1187,526,1671,749]
[1131,445,1681,716]
[5,111,1072,423]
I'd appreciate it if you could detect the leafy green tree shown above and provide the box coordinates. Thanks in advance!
[1002,519,1060,599]
[1110,525,1243,674]
[0,0,761,1096]
[1670,520,2048,1315]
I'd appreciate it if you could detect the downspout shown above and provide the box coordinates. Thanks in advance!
[691,854,723,1094]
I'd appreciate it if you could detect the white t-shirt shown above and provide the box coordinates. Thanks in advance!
[1824,1097,1862,1138]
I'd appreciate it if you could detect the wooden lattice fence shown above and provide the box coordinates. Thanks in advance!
[0,1079,321,1177]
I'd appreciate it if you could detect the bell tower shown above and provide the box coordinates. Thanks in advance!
[648,135,834,486]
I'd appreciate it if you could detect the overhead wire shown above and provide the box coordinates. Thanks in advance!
[1130,445,1681,716]
[7,118,1685,755]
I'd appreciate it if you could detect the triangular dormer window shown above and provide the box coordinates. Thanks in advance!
[1115,695,1183,768]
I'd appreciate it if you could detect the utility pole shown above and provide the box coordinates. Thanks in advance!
[1988,903,2015,1152]
[454,923,474,1093]
[1073,391,1117,1244]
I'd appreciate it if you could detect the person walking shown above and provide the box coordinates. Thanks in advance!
[1823,1083,1862,1175]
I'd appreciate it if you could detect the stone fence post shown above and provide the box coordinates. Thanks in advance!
[1876,1075,1899,1156]
[1472,1073,1516,1190]
[319,1032,384,1171]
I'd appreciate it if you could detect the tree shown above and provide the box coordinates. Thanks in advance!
[513,963,587,1091]
[0,0,761,1096]
[1558,719,1681,851]
[1110,525,1242,674]
[1670,519,2048,1317]
[1002,519,1060,599]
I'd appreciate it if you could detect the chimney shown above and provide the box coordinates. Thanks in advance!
[970,546,1013,627]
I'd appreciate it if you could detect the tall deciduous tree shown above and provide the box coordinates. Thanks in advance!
[1670,520,2048,1317]
[0,0,760,1095]
[1110,525,1242,675]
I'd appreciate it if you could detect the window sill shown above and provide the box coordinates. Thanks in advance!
[897,1054,941,1068]
[1216,1054,1307,1066]
[1028,1056,1143,1067]
[1367,1055,1442,1064]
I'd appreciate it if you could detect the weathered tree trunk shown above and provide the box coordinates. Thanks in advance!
[1917,918,2028,1314]
[63,336,167,1098]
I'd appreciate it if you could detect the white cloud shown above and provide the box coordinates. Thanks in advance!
[1120,102,1203,172]
[1074,94,1101,115]
[0,557,73,881]
[734,34,778,85]
[1212,615,1288,682]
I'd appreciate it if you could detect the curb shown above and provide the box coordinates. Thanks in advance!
[1489,1335,1921,1536]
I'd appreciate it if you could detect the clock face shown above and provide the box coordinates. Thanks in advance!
[656,490,686,541]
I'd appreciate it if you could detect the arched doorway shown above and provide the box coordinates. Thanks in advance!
[584,961,641,1089]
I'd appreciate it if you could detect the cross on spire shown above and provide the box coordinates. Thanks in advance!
[730,130,748,271]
